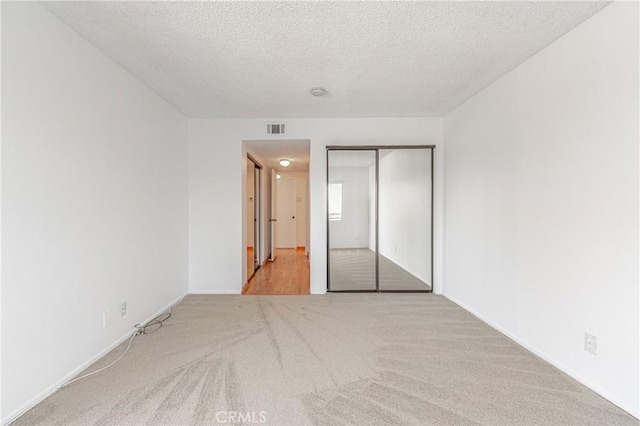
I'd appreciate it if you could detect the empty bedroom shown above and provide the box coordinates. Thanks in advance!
[1,1,638,425]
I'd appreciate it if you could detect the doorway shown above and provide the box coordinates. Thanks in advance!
[242,139,311,295]
[326,146,434,293]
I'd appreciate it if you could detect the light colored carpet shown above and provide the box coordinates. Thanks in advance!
[329,248,430,291]
[14,294,636,425]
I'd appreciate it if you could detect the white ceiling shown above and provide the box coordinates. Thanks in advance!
[245,139,310,172]
[42,1,608,118]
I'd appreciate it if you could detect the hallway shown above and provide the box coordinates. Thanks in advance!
[243,248,310,295]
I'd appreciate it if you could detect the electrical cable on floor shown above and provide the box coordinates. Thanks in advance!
[135,311,171,334]
[58,310,172,389]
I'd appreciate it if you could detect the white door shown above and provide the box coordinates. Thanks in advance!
[276,177,297,248]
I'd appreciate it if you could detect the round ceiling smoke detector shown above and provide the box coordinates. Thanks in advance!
[310,87,327,97]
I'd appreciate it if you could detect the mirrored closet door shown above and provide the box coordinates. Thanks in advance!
[327,146,433,293]
[327,150,377,291]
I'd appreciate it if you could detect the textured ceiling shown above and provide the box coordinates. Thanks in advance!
[42,1,609,118]
[245,139,310,172]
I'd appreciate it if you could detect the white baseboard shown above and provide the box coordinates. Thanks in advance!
[1,293,186,426]
[443,293,639,420]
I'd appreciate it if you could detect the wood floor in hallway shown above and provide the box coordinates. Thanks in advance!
[243,248,310,295]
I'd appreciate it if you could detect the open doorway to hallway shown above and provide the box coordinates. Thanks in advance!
[242,248,309,294]
[242,139,310,295]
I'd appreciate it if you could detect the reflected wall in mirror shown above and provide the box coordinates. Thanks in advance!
[378,148,431,291]
[327,150,377,291]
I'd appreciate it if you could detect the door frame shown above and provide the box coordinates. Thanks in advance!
[247,154,262,282]
[326,145,435,293]
[269,169,277,261]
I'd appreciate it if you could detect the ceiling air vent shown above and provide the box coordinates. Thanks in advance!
[267,124,285,135]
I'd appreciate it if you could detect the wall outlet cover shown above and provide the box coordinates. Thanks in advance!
[103,311,112,328]
[584,333,597,355]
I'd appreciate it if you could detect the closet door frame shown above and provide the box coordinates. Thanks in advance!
[326,145,435,293]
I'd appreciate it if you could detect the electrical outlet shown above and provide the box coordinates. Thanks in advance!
[584,333,597,355]
[120,301,127,317]
[103,311,112,328]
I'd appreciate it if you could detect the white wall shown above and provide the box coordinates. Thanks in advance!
[443,1,638,417]
[0,3,4,419]
[328,167,371,249]
[1,3,189,423]
[379,149,432,284]
[189,118,443,294]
